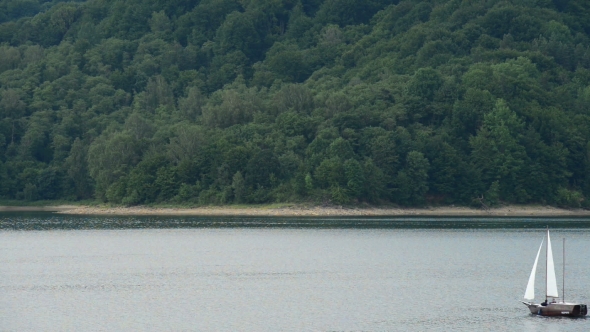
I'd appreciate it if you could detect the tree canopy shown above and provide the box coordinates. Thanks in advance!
[1,0,590,208]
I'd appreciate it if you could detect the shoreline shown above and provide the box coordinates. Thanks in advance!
[2,205,590,217]
[0,205,79,212]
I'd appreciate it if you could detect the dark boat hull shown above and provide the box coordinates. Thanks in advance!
[523,302,587,317]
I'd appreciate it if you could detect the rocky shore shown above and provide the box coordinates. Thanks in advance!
[0,204,586,217]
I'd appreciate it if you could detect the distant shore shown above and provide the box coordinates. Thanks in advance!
[1,204,590,217]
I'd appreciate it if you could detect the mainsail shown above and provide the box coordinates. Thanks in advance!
[524,238,544,300]
[546,231,559,298]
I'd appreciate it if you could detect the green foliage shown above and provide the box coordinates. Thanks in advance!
[304,172,314,192]
[394,151,429,206]
[64,138,93,199]
[470,99,529,202]
[555,187,584,208]
[23,183,37,201]
[245,149,281,191]
[485,181,501,207]
[1,0,590,208]
[330,184,349,205]
[232,171,245,203]
[407,68,443,101]
[314,157,345,188]
[344,158,363,199]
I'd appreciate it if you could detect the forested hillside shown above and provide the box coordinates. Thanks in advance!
[1,0,590,207]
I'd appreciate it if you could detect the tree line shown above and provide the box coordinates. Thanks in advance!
[1,0,590,208]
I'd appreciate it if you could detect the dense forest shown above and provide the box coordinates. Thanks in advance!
[1,0,590,207]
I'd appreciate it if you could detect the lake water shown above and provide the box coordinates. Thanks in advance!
[1,213,589,331]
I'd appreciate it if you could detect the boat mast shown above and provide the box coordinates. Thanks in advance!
[563,238,565,303]
[545,225,549,303]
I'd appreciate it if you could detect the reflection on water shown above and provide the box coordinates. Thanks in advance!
[2,212,590,230]
[1,212,589,331]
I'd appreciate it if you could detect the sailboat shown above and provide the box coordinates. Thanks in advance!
[521,228,587,317]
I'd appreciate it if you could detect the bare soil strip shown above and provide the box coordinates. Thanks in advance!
[3,205,582,217]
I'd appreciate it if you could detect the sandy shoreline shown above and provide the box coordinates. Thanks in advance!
[0,205,79,212]
[1,205,589,217]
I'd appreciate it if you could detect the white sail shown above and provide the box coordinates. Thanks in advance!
[547,231,559,298]
[524,238,544,300]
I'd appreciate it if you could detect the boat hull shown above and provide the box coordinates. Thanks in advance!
[523,302,587,317]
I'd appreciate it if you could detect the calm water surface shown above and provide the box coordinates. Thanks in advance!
[1,213,589,331]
